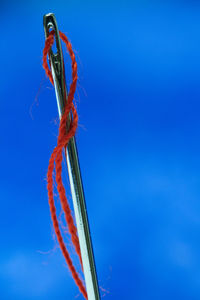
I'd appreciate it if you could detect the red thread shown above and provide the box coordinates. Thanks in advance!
[42,30,88,299]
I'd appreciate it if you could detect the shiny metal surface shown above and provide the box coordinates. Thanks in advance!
[43,13,100,300]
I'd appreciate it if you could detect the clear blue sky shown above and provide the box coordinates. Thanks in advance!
[1,1,200,299]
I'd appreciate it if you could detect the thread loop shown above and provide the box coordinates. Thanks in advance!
[43,30,87,299]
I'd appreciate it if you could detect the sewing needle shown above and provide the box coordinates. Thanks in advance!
[43,13,100,300]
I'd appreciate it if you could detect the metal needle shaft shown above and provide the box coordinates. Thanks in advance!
[43,13,100,300]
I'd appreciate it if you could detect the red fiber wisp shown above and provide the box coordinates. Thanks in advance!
[42,30,88,299]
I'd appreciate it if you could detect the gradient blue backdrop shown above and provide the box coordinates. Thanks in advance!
[1,1,200,299]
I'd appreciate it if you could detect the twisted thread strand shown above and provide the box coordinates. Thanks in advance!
[42,30,87,299]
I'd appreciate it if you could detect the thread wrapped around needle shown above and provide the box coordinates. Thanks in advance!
[43,30,87,298]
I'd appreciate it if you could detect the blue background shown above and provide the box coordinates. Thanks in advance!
[1,1,200,299]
